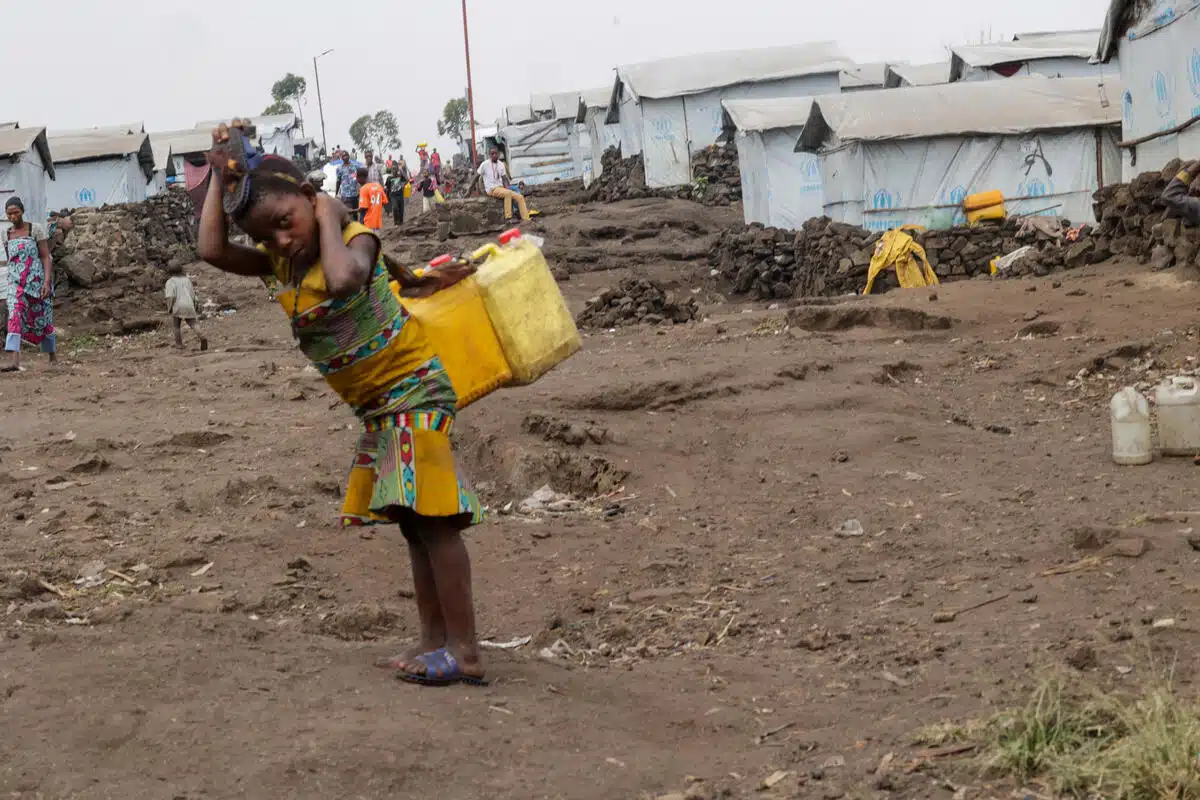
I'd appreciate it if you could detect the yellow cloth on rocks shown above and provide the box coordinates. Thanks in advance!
[863,227,940,295]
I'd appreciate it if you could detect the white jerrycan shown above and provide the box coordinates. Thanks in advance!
[1110,387,1153,465]
[1156,376,1200,456]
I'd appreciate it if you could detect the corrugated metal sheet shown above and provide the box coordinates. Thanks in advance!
[798,76,1123,149]
[618,41,849,100]
[0,127,54,179]
[883,62,950,88]
[723,97,815,133]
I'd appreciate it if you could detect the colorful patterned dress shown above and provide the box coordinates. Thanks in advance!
[5,222,54,354]
[264,222,483,528]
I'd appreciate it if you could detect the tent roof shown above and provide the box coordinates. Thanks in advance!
[505,104,535,125]
[617,41,849,100]
[0,126,54,178]
[576,86,614,121]
[950,31,1099,80]
[56,122,145,137]
[796,76,1123,151]
[550,91,581,120]
[839,62,889,90]
[530,93,553,113]
[722,96,815,133]
[883,62,950,88]
[150,128,213,159]
[49,131,155,181]
[1095,0,1184,62]
[194,114,297,135]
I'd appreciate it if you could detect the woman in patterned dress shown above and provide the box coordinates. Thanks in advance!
[3,197,56,372]
[197,123,488,686]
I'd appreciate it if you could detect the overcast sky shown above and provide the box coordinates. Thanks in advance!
[3,0,1110,160]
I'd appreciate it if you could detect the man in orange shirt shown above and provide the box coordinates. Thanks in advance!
[356,166,389,233]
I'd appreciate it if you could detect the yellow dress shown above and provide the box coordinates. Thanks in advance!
[264,222,483,527]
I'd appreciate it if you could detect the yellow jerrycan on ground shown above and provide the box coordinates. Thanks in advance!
[392,255,512,409]
[471,229,580,385]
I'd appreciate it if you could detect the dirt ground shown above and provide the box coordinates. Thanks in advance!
[2,195,1200,800]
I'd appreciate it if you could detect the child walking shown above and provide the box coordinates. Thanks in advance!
[356,166,388,235]
[197,123,487,686]
[164,260,208,351]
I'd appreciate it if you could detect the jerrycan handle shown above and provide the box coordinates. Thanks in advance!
[470,243,501,263]
[1170,376,1198,394]
[429,254,453,269]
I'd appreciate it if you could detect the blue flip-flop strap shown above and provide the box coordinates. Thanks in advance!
[415,648,456,680]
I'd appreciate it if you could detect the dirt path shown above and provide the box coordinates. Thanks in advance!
[2,201,1199,798]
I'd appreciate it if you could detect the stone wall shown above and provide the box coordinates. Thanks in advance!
[1092,159,1200,271]
[690,142,741,206]
[711,214,1099,300]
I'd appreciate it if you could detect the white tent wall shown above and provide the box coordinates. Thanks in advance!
[735,132,769,224]
[260,129,295,159]
[618,89,644,157]
[640,73,840,189]
[640,97,690,187]
[762,128,824,229]
[46,156,147,211]
[0,154,48,228]
[818,129,1116,231]
[1110,3,1200,180]
[586,114,623,179]
[147,170,167,197]
[959,57,1109,82]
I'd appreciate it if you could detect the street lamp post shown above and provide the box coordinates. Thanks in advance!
[462,0,478,167]
[313,48,333,157]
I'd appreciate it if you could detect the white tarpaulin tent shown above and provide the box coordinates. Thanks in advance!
[578,86,622,184]
[46,131,154,210]
[606,42,849,188]
[194,114,298,159]
[797,77,1124,230]
[950,31,1113,82]
[1096,0,1200,180]
[840,63,888,92]
[151,128,212,181]
[0,126,54,230]
[722,97,823,229]
[883,62,950,88]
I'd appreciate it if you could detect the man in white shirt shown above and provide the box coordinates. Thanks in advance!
[475,148,533,221]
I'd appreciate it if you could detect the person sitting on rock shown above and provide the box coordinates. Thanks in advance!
[1162,160,1200,225]
[470,148,536,222]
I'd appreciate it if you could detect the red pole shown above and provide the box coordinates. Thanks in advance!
[462,0,478,168]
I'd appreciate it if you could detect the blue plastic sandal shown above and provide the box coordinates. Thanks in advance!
[397,647,488,687]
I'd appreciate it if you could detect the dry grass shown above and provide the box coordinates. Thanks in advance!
[981,675,1200,798]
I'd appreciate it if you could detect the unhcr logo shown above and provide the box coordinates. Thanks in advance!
[870,189,898,210]
[1191,50,1200,98]
[1154,71,1173,119]
[1018,179,1049,198]
[800,158,820,182]
[75,188,96,206]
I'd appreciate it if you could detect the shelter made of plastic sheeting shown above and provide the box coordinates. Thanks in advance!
[498,120,581,186]
[1096,1,1200,180]
[950,32,1112,82]
[723,97,823,229]
[883,62,951,89]
[586,115,623,180]
[47,157,149,211]
[797,77,1124,146]
[638,72,841,188]
[0,127,53,227]
[813,130,1120,231]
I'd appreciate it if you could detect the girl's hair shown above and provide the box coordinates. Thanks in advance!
[5,196,24,212]
[231,155,308,220]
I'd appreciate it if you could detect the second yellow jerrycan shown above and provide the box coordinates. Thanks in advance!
[472,229,581,385]
[392,255,513,409]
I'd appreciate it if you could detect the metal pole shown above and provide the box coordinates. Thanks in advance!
[462,0,478,167]
[313,50,332,157]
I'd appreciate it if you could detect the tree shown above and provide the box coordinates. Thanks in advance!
[437,93,474,144]
[349,110,402,156]
[264,73,307,121]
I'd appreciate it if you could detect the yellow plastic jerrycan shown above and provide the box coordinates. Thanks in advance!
[392,254,512,409]
[472,229,580,385]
